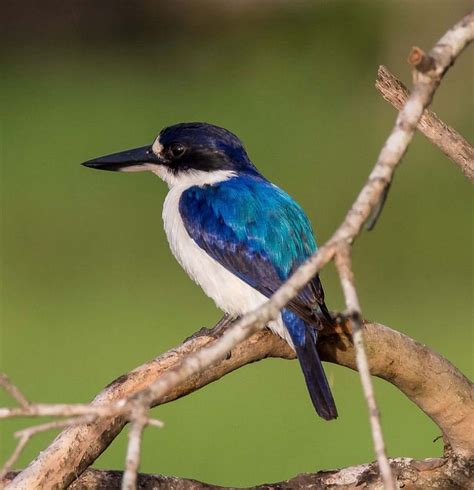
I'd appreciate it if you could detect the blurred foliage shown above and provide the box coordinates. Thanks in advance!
[0,0,472,486]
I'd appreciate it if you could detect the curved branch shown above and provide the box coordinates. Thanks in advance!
[6,320,473,489]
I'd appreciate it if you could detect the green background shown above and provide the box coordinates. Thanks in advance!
[1,1,472,486]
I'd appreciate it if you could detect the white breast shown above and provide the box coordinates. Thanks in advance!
[161,177,291,346]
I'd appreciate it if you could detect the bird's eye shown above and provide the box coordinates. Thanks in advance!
[169,143,186,159]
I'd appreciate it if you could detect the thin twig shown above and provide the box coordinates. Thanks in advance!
[146,418,165,429]
[0,374,29,409]
[334,245,394,489]
[122,406,148,490]
[0,415,95,486]
[0,402,127,420]
[0,436,29,489]
[376,65,474,180]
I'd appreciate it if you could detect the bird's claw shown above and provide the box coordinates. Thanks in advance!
[183,314,239,343]
[183,327,213,343]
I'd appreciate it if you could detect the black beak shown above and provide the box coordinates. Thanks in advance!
[82,145,163,172]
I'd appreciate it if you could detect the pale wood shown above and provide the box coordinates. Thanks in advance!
[5,320,473,489]
[376,65,474,180]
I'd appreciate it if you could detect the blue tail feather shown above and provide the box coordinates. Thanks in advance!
[282,309,338,421]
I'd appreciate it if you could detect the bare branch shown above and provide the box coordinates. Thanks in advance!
[4,456,472,489]
[122,405,148,490]
[0,402,122,420]
[66,457,474,489]
[0,374,29,409]
[4,320,473,489]
[334,247,393,489]
[376,65,474,180]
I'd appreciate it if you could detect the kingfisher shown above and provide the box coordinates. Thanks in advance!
[82,122,337,420]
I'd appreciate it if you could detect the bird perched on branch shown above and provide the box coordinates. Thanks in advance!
[83,122,337,420]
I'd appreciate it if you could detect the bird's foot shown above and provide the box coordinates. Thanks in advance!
[183,327,214,343]
[183,313,239,343]
[213,314,239,360]
[211,313,239,337]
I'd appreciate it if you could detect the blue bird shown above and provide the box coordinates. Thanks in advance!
[82,122,337,420]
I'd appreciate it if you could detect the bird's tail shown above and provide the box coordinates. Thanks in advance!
[282,309,338,421]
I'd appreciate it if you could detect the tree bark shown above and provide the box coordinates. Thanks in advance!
[4,456,472,489]
[375,65,474,180]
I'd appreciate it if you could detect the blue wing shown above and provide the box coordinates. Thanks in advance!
[179,175,329,325]
[180,175,338,419]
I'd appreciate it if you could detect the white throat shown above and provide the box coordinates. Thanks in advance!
[151,166,236,189]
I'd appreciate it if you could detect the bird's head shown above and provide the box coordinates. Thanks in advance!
[82,122,258,187]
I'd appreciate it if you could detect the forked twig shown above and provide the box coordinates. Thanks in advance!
[0,375,29,409]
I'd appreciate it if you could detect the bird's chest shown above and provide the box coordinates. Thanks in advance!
[161,185,290,345]
[162,186,262,315]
